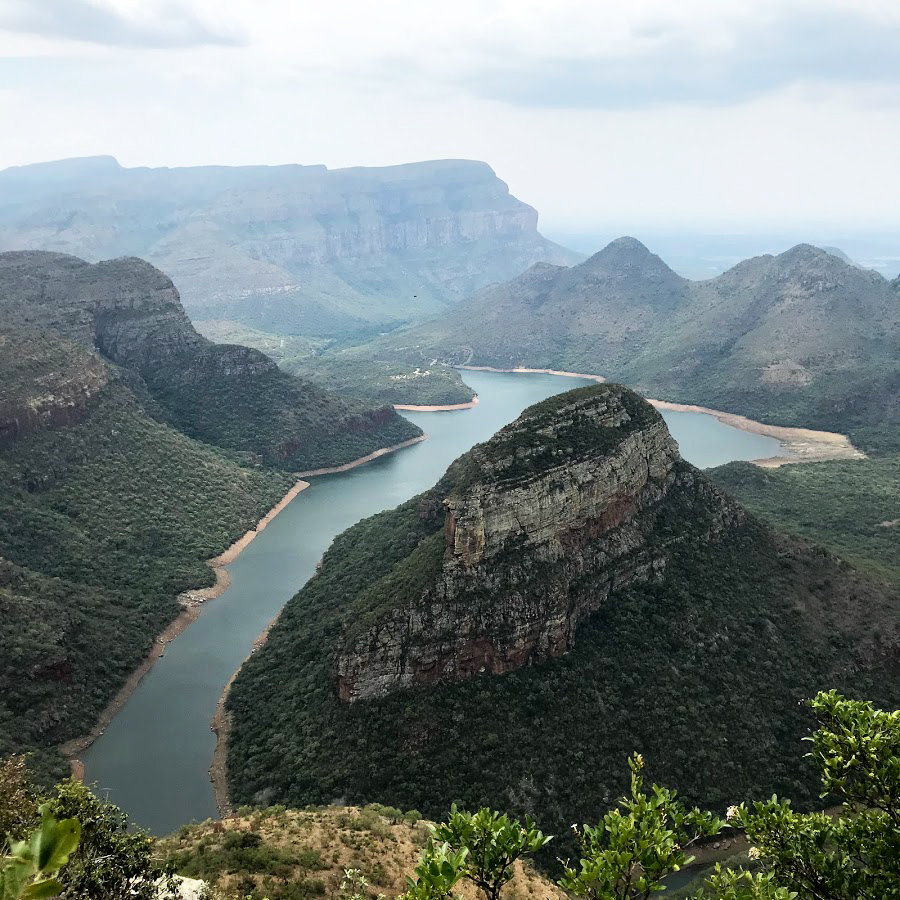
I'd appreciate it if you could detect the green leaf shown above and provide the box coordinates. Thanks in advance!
[21,879,63,900]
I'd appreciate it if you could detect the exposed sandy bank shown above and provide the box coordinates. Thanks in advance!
[394,395,479,412]
[64,436,429,782]
[457,365,864,466]
[63,478,311,775]
[296,435,426,476]
[458,364,607,382]
[647,399,865,466]
[210,613,283,816]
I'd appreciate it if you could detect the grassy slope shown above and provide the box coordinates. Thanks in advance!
[193,319,474,408]
[0,335,294,772]
[159,805,561,900]
[710,458,900,587]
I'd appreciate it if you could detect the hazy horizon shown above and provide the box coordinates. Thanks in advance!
[2,0,900,236]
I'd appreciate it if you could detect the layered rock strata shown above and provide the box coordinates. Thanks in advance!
[336,386,744,701]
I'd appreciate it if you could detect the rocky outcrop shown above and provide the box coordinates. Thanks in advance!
[335,386,745,701]
[0,331,112,444]
[0,157,581,335]
[0,251,422,469]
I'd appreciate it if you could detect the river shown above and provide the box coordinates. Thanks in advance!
[80,370,781,835]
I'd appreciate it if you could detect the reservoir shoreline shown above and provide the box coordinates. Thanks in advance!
[456,365,864,465]
[394,396,479,412]
[60,477,311,778]
[79,370,833,833]
[63,436,428,778]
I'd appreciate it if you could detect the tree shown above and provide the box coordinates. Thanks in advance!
[560,754,726,900]
[702,691,900,900]
[402,839,469,900]
[0,804,80,900]
[44,780,176,900]
[425,806,551,900]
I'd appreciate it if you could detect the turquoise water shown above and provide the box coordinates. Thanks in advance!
[80,371,781,834]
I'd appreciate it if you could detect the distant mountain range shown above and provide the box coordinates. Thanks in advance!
[371,237,900,452]
[0,156,579,336]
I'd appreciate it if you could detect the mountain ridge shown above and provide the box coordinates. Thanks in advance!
[226,384,900,847]
[0,250,421,470]
[0,156,581,336]
[370,238,900,451]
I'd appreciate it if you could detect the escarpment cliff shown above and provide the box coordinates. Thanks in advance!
[0,331,112,444]
[0,157,580,335]
[334,386,745,701]
[0,250,421,469]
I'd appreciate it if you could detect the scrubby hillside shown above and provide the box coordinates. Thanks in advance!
[0,331,294,774]
[371,239,900,451]
[0,251,421,469]
[159,805,560,900]
[226,385,900,855]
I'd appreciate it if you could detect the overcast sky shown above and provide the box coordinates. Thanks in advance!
[2,0,899,232]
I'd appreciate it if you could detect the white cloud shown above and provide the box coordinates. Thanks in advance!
[1,0,899,231]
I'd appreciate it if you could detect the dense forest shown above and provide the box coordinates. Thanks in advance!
[711,458,900,587]
[0,333,295,776]
[226,390,900,863]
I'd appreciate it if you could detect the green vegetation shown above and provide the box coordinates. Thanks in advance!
[0,335,295,771]
[9,693,898,900]
[192,320,474,409]
[706,690,900,899]
[144,346,421,472]
[160,803,556,900]
[559,755,725,900]
[710,458,900,587]
[0,805,80,900]
[426,807,550,900]
[362,240,900,454]
[402,693,900,900]
[1,772,173,900]
[0,252,423,475]
[225,386,900,865]
[285,358,474,410]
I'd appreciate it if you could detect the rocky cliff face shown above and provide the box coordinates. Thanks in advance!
[0,331,112,444]
[0,157,580,335]
[335,386,745,701]
[0,250,422,469]
[0,251,204,366]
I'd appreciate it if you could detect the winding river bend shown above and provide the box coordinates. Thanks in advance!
[80,371,781,835]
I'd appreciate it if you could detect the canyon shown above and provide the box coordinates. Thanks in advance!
[0,156,579,336]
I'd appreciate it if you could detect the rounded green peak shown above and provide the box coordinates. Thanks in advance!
[442,384,665,491]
